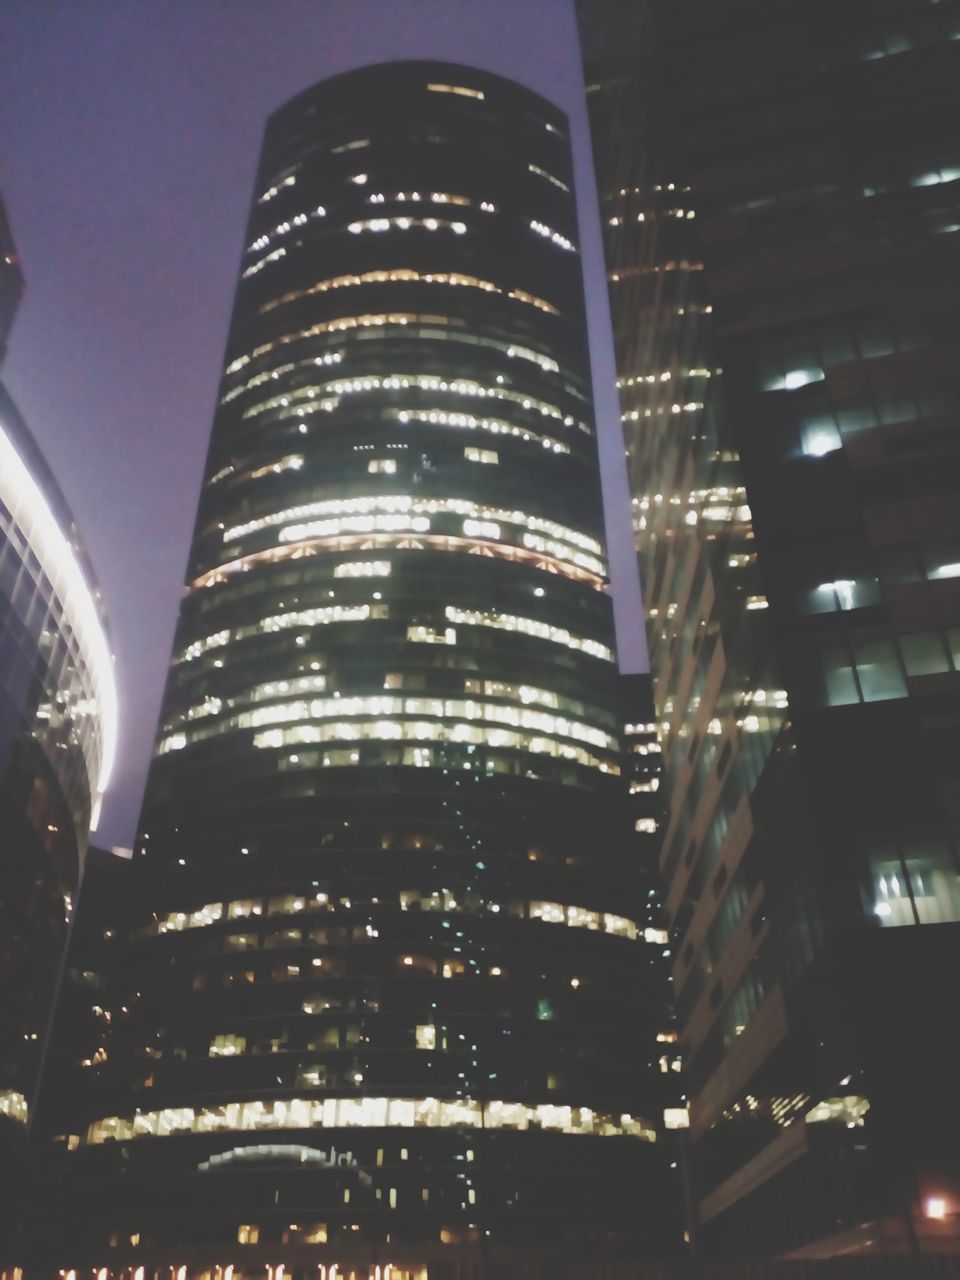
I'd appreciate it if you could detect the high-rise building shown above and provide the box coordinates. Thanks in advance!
[0,194,117,1249]
[48,63,681,1273]
[579,0,960,1259]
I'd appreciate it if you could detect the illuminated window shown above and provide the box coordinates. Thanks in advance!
[426,83,485,100]
[415,1025,436,1050]
[869,842,960,926]
[210,1035,247,1058]
[805,1096,869,1126]
[348,216,467,236]
[334,560,391,578]
[464,447,498,464]
[407,625,457,646]
[237,1224,260,1244]
[529,163,569,192]
[801,421,842,457]
[368,458,397,474]
[805,577,879,613]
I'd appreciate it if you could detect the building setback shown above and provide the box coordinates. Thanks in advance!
[578,0,960,1259]
[46,63,681,1272]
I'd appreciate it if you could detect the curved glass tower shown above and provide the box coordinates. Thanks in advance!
[58,63,679,1270]
[0,384,117,1248]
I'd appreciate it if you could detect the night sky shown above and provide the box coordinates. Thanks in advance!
[0,0,644,850]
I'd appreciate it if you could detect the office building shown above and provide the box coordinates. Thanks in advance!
[0,196,117,1248]
[579,0,960,1258]
[49,63,681,1273]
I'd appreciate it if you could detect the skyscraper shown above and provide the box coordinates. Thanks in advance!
[50,63,680,1272]
[0,194,117,1253]
[579,0,960,1259]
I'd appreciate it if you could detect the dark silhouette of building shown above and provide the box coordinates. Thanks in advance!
[45,63,681,1273]
[0,196,117,1260]
[578,0,960,1260]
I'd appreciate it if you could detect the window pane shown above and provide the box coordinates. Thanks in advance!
[837,403,877,437]
[818,637,859,705]
[876,393,916,425]
[853,633,906,702]
[901,631,951,677]
[903,839,960,925]
[878,546,919,585]
[923,539,960,581]
[868,848,916,927]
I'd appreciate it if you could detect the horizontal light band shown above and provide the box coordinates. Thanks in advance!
[248,721,618,774]
[149,891,648,943]
[190,533,604,592]
[223,316,560,378]
[445,606,614,662]
[261,269,559,318]
[241,371,576,428]
[158,693,617,756]
[223,496,603,574]
[82,1097,656,1146]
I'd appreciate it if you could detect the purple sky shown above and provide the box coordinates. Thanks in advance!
[0,0,645,850]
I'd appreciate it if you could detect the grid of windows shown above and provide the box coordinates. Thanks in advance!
[58,62,678,1266]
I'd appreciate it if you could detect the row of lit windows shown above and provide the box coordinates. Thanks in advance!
[443,607,614,662]
[819,626,960,705]
[426,82,484,100]
[150,901,660,952]
[160,693,617,755]
[242,372,580,430]
[392,407,572,454]
[81,1097,657,1147]
[248,721,618,774]
[263,516,602,577]
[221,350,343,406]
[258,172,296,203]
[260,269,560,318]
[247,207,323,254]
[243,206,327,274]
[150,891,654,942]
[368,190,477,208]
[242,246,286,278]
[167,673,610,738]
[529,220,576,252]
[177,603,371,665]
[0,1090,27,1126]
[191,531,604,594]
[348,216,467,237]
[224,494,602,564]
[529,162,569,192]
[223,314,561,378]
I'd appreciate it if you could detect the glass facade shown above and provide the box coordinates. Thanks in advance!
[49,64,681,1271]
[579,0,960,1259]
[0,385,116,1118]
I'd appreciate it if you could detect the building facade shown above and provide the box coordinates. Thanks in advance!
[0,192,23,364]
[578,0,960,1260]
[0,202,117,1248]
[47,63,681,1273]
